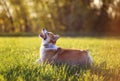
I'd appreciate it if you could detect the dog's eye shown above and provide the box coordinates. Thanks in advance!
[47,33,49,35]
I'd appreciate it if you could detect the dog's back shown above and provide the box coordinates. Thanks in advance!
[52,48,92,67]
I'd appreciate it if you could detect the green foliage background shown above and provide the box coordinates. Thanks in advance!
[0,0,120,35]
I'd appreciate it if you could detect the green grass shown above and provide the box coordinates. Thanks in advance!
[0,37,120,81]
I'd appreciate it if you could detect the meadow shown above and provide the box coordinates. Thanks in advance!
[0,37,120,81]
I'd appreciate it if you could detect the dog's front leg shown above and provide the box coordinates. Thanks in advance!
[36,59,42,63]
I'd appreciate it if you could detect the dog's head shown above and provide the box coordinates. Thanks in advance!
[39,28,59,44]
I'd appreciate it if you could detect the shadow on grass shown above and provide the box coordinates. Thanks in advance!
[91,62,120,81]
[0,64,90,81]
[0,63,120,81]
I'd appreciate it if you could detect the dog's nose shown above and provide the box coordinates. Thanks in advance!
[43,28,47,31]
[42,28,47,33]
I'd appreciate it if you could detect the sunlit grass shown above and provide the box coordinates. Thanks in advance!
[0,37,120,81]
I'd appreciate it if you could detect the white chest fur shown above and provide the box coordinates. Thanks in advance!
[40,45,58,62]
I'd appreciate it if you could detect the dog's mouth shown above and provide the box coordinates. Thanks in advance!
[40,29,47,40]
[40,33,47,40]
[40,33,44,38]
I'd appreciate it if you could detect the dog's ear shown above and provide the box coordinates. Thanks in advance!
[51,35,59,44]
[53,35,59,41]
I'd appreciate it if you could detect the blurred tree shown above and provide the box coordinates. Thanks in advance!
[0,0,120,36]
[8,0,32,32]
[106,0,120,35]
[92,3,110,33]
[0,0,15,32]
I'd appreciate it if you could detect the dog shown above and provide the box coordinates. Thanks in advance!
[37,28,92,67]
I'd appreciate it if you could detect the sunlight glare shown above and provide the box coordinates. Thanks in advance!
[90,0,103,9]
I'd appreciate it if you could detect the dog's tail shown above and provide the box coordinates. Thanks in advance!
[87,50,93,67]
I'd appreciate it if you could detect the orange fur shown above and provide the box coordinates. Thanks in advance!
[42,48,92,66]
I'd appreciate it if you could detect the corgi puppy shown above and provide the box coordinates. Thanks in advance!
[37,28,92,67]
